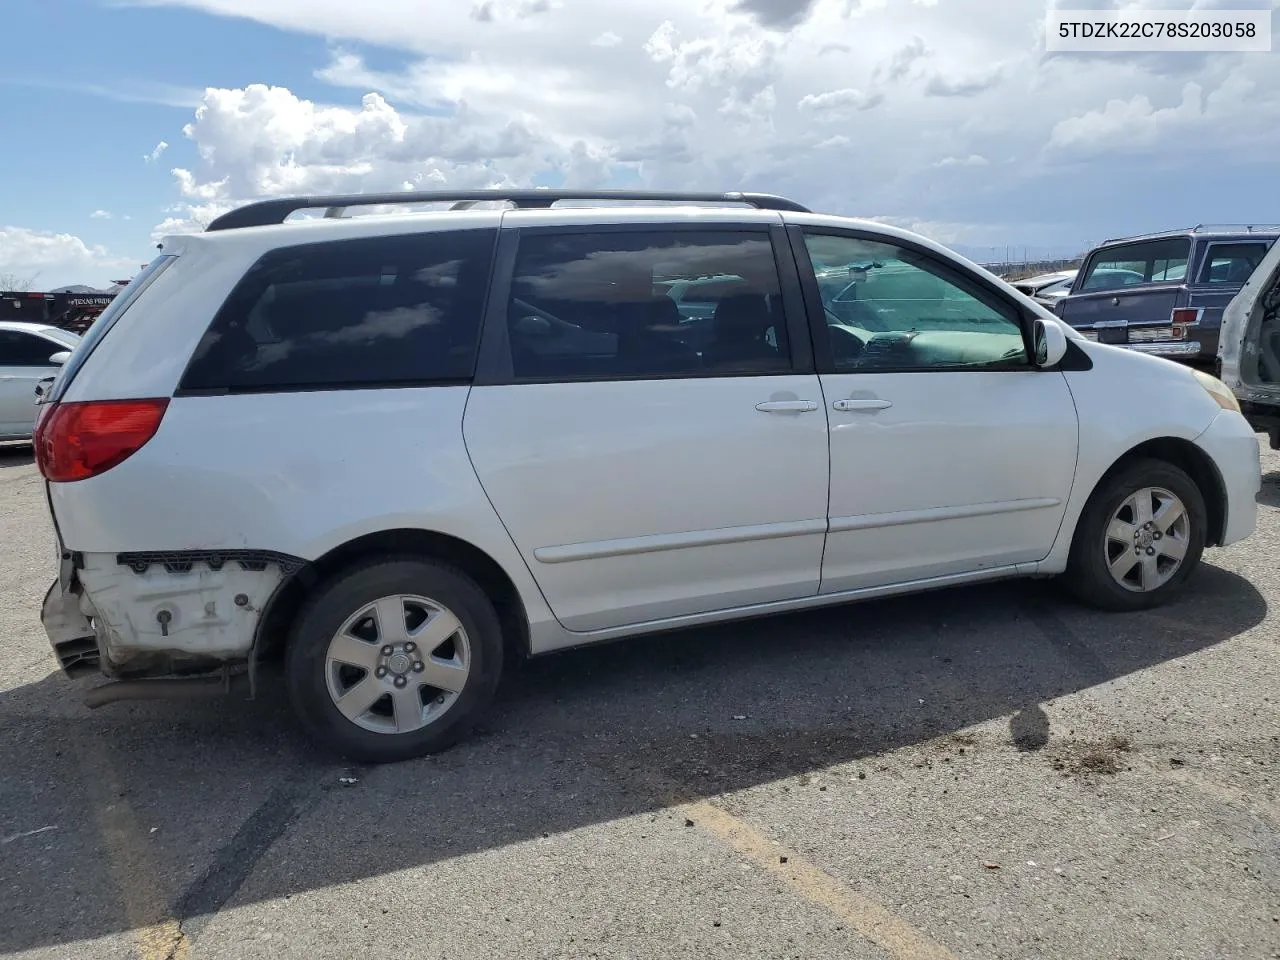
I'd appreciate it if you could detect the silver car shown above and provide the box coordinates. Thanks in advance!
[0,321,79,440]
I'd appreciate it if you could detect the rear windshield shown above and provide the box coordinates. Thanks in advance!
[180,229,497,394]
[45,254,175,404]
[1080,238,1191,292]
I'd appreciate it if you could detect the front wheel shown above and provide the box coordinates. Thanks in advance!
[286,558,503,763]
[1063,458,1207,612]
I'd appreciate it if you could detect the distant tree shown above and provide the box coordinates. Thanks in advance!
[0,271,40,291]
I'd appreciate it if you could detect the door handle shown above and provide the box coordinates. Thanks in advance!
[833,398,892,412]
[755,400,818,413]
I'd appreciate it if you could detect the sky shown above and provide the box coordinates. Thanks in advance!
[0,0,1277,288]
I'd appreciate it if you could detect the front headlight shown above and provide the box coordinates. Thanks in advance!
[1191,368,1242,413]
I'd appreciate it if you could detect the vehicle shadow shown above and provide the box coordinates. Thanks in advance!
[1258,468,1280,509]
[0,441,34,471]
[0,566,1267,954]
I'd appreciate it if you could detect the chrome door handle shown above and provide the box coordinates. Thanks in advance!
[755,400,818,413]
[833,398,892,412]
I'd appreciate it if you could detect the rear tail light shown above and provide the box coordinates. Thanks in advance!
[1170,308,1201,341]
[34,399,169,482]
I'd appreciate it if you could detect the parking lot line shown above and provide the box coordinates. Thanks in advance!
[679,798,959,960]
[75,736,189,960]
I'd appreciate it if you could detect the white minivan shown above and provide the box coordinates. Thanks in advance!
[35,190,1261,762]
[1219,239,1280,450]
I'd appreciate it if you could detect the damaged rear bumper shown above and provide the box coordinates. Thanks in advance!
[41,549,303,682]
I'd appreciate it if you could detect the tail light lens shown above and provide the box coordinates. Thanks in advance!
[34,399,169,482]
[1170,307,1201,341]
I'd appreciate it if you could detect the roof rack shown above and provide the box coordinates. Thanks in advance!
[1190,223,1280,234]
[205,189,811,232]
[1102,223,1280,244]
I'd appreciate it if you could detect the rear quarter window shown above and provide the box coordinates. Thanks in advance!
[180,228,497,393]
[1197,241,1270,285]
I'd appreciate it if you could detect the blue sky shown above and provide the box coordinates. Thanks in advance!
[1,0,1277,287]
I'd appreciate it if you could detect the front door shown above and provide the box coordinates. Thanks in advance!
[464,223,830,632]
[794,228,1080,593]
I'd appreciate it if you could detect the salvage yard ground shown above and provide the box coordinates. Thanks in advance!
[2,441,1278,960]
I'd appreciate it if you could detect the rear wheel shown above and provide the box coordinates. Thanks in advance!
[1063,458,1206,611]
[286,558,503,762]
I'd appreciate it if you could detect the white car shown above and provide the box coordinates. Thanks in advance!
[35,190,1261,763]
[1011,269,1077,307]
[0,321,78,439]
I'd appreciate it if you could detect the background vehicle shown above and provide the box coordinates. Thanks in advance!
[1219,238,1280,448]
[0,321,78,439]
[1055,225,1279,367]
[34,189,1260,763]
[1,290,118,335]
[1011,269,1077,308]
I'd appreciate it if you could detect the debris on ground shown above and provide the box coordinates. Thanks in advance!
[982,860,1001,870]
[1,825,57,845]
[1050,734,1134,777]
[338,777,360,785]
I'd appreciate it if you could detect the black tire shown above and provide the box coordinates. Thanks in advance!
[286,558,503,763]
[1063,458,1207,612]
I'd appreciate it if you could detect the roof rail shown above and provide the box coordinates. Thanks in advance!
[205,189,811,231]
[1101,227,1191,244]
[1102,223,1280,243]
[1190,223,1280,234]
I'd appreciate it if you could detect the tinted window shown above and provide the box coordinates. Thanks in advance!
[0,330,61,366]
[181,230,496,392]
[1081,239,1190,291]
[506,231,790,380]
[1198,242,1269,284]
[803,233,1027,372]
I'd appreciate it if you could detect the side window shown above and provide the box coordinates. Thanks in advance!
[181,229,496,393]
[1198,242,1269,285]
[1081,238,1190,291]
[802,233,1028,372]
[505,230,790,381]
[0,331,61,366]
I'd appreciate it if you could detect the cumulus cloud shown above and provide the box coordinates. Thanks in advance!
[145,141,169,163]
[797,87,883,113]
[136,0,1280,249]
[90,209,113,219]
[876,35,929,83]
[933,154,988,167]
[0,226,136,288]
[923,65,1002,97]
[730,0,819,29]
[1046,72,1266,160]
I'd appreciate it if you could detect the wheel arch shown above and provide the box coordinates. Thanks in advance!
[255,528,531,667]
[1085,436,1228,547]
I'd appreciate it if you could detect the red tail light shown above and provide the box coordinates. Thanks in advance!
[34,399,169,483]
[1170,308,1201,326]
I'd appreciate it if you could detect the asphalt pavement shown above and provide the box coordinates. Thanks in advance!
[2,439,1278,960]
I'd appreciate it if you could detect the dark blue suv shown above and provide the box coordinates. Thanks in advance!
[1055,225,1279,368]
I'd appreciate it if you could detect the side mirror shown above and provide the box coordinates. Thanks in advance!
[1034,318,1068,368]
[48,351,72,366]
